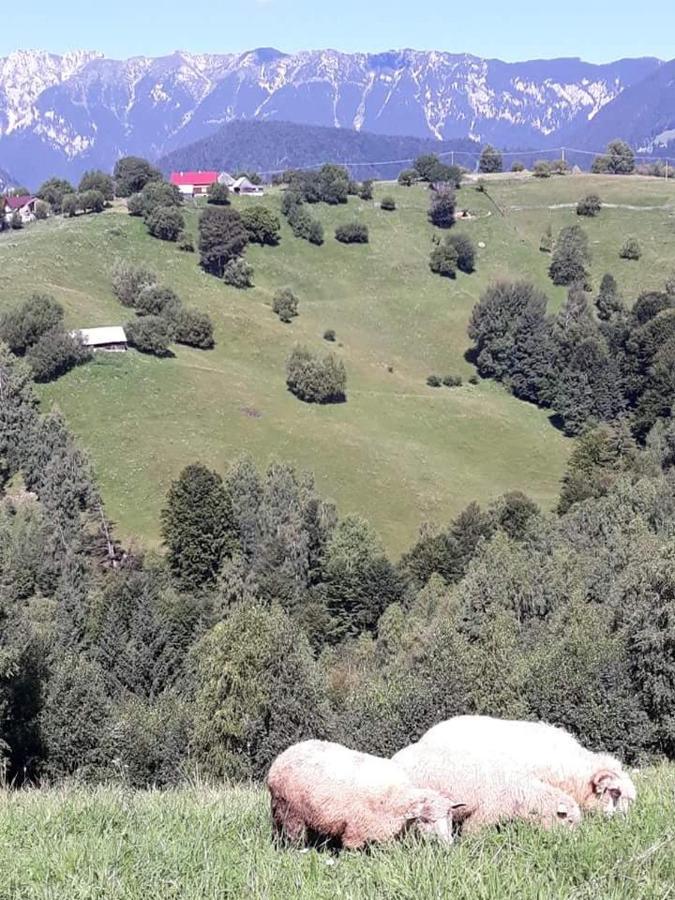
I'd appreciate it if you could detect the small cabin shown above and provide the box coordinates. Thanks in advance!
[76,326,128,352]
[4,195,38,224]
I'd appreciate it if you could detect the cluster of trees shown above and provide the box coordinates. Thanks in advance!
[0,294,90,382]
[1,351,674,788]
[127,180,185,242]
[398,154,463,188]
[35,171,114,219]
[592,140,635,175]
[273,289,299,324]
[335,223,369,244]
[285,346,347,403]
[429,233,476,278]
[111,262,214,353]
[468,273,675,437]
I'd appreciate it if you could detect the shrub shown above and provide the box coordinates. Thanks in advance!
[286,346,347,403]
[359,180,374,201]
[428,187,456,228]
[25,329,90,382]
[61,194,80,217]
[79,170,114,200]
[111,261,157,307]
[620,237,642,260]
[240,206,281,246]
[427,374,442,387]
[540,224,553,253]
[173,308,215,349]
[446,233,476,273]
[125,315,173,356]
[533,160,552,178]
[177,233,195,252]
[79,190,105,213]
[198,206,248,277]
[37,177,75,213]
[380,196,396,211]
[469,374,480,385]
[135,285,182,318]
[549,225,591,286]
[511,161,525,172]
[223,258,254,288]
[34,200,49,220]
[478,145,503,174]
[577,194,602,217]
[335,222,369,244]
[135,181,182,218]
[113,156,162,196]
[323,329,336,342]
[10,211,23,229]
[429,242,458,278]
[307,219,325,246]
[272,288,299,323]
[0,294,64,354]
[476,179,487,193]
[442,374,463,387]
[207,182,230,205]
[145,206,185,241]
[127,193,145,216]
[398,169,417,186]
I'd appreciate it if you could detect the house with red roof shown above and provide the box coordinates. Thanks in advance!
[3,195,39,224]
[169,171,220,197]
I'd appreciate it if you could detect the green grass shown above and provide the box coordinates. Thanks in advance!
[2,174,673,552]
[0,767,672,899]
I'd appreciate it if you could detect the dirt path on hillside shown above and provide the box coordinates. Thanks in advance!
[509,202,675,212]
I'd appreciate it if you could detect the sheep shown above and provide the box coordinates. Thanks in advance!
[266,739,466,850]
[393,741,581,834]
[418,716,636,817]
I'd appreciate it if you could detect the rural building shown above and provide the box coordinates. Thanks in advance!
[218,171,237,188]
[169,170,219,196]
[76,326,128,352]
[232,176,264,195]
[3,195,38,224]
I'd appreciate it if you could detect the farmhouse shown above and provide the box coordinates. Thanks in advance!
[232,176,264,195]
[169,171,219,196]
[76,326,128,352]
[3,195,39,224]
[218,172,236,188]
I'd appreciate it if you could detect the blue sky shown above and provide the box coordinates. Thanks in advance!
[4,0,675,62]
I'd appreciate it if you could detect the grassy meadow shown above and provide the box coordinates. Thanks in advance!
[0,766,672,899]
[1,173,674,551]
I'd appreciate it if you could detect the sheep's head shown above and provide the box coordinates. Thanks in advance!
[553,796,582,828]
[590,769,637,816]
[406,790,464,845]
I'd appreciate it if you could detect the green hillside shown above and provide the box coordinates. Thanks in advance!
[2,174,673,552]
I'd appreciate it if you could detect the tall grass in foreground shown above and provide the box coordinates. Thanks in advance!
[0,767,673,900]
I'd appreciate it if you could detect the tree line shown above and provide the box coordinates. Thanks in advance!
[1,345,674,788]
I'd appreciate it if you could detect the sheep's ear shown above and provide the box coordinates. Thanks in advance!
[592,769,621,796]
[449,802,475,823]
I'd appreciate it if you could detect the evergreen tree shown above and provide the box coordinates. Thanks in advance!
[596,273,624,321]
[198,207,248,277]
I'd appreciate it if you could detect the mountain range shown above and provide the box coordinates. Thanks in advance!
[0,48,672,187]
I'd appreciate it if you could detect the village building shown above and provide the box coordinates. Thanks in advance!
[232,176,264,195]
[218,171,237,188]
[75,326,128,352]
[169,170,219,196]
[3,195,39,224]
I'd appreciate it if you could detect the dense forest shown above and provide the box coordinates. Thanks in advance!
[1,336,674,788]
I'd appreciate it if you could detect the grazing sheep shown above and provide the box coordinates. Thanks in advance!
[419,716,636,816]
[267,739,465,849]
[393,742,581,834]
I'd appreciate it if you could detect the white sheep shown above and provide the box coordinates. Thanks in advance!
[419,715,636,817]
[393,741,581,834]
[267,739,466,849]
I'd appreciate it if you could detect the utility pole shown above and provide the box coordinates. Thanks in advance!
[451,151,455,166]
[561,147,566,165]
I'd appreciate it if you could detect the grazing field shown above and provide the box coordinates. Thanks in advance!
[0,767,673,899]
[1,174,674,551]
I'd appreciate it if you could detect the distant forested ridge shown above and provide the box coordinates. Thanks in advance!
[158,120,480,180]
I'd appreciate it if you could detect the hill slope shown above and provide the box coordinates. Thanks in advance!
[3,174,674,552]
[158,120,479,179]
[0,49,661,185]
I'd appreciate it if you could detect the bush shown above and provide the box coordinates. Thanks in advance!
[79,190,105,213]
[620,237,642,260]
[429,242,458,278]
[223,258,254,288]
[37,177,75,213]
[428,187,456,228]
[79,170,115,200]
[10,211,23,229]
[380,196,396,211]
[145,206,185,241]
[127,193,145,216]
[323,329,336,342]
[0,294,64,354]
[240,206,281,246]
[126,316,173,356]
[398,169,417,186]
[335,222,369,244]
[577,194,602,217]
[135,285,182,318]
[34,201,49,220]
[272,288,299,323]
[359,180,374,201]
[549,224,591,286]
[539,224,553,253]
[469,374,480,385]
[207,182,230,205]
[446,233,476,273]
[198,206,248,277]
[61,194,80,217]
[442,374,463,387]
[511,161,525,172]
[478,145,503,174]
[173,308,215,349]
[114,156,162,196]
[111,261,157,307]
[25,329,90,382]
[133,181,182,219]
[427,374,442,387]
[286,346,347,403]
[533,161,552,178]
[287,204,324,244]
